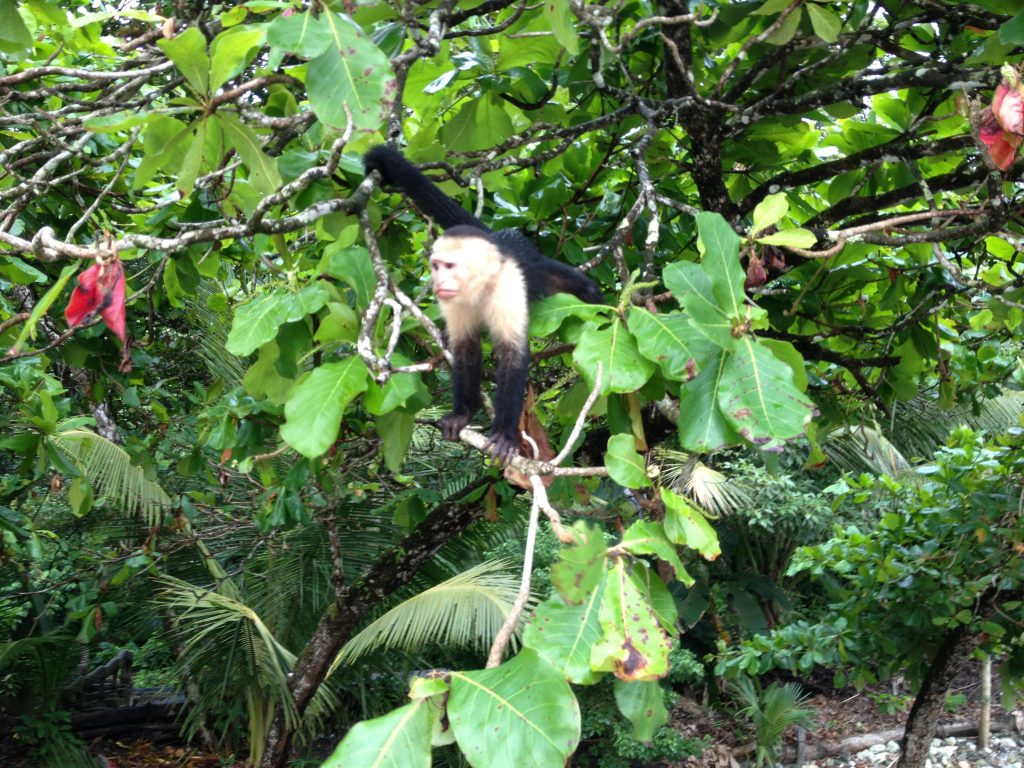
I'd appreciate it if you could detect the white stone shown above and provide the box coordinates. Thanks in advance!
[886,740,901,752]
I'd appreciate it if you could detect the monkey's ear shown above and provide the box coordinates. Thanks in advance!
[503,383,555,490]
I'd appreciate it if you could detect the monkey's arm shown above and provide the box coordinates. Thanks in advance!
[363,146,488,232]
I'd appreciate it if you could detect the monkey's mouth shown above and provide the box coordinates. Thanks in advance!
[435,289,459,300]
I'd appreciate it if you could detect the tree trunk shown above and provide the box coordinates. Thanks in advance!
[898,588,1004,768]
[259,488,485,768]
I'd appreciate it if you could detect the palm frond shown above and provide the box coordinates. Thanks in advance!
[185,281,248,385]
[49,426,171,525]
[156,576,338,764]
[655,448,749,516]
[823,425,912,477]
[889,391,1024,460]
[329,559,528,670]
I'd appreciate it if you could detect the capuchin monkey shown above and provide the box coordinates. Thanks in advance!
[364,146,603,464]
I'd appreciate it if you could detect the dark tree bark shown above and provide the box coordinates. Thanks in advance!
[259,485,486,768]
[658,3,737,220]
[898,589,1001,768]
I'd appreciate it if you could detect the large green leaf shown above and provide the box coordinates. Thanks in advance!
[661,488,721,560]
[226,283,329,357]
[158,27,210,95]
[573,319,655,395]
[0,0,33,52]
[677,351,743,451]
[443,94,515,152]
[614,679,667,743]
[267,10,334,58]
[215,112,281,195]
[620,519,691,586]
[695,212,745,320]
[628,307,715,381]
[550,522,607,605]
[448,649,581,768]
[524,587,604,685]
[604,433,650,488]
[323,700,434,768]
[590,558,671,682]
[719,337,815,446]
[307,15,396,131]
[280,357,369,458]
[663,261,735,351]
[210,24,266,91]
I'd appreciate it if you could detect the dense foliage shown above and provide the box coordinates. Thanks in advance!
[1,0,1022,767]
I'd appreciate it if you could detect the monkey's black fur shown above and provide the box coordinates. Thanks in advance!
[364,146,603,462]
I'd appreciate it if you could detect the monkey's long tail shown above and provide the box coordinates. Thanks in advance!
[363,146,489,232]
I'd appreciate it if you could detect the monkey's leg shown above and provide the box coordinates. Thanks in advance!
[487,340,531,464]
[441,333,483,440]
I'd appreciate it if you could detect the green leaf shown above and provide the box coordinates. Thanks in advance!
[267,10,334,58]
[529,292,604,337]
[766,6,802,45]
[307,16,396,131]
[750,193,789,237]
[280,357,369,458]
[999,9,1024,44]
[0,0,33,52]
[443,94,515,152]
[551,522,607,605]
[364,371,425,415]
[524,588,604,685]
[628,307,715,382]
[614,679,667,743]
[756,228,818,248]
[158,27,211,95]
[0,255,47,284]
[677,352,744,451]
[752,0,794,14]
[448,649,581,768]
[543,0,579,55]
[210,24,266,92]
[67,477,93,518]
[696,212,745,320]
[590,559,671,681]
[806,2,841,43]
[620,519,692,586]
[320,244,376,310]
[227,283,328,357]
[375,410,415,472]
[663,261,735,351]
[215,113,281,195]
[719,337,815,446]
[604,433,650,489]
[661,488,721,560]
[10,264,77,353]
[84,110,151,134]
[323,699,434,768]
[573,319,656,396]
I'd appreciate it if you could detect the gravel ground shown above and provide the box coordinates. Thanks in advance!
[801,734,1024,768]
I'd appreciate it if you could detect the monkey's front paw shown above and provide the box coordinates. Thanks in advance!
[440,412,472,441]
[485,433,521,466]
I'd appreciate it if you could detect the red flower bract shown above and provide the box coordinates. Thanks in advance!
[64,256,127,342]
[993,82,1024,136]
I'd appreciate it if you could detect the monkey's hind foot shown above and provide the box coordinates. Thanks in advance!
[440,412,473,441]
[485,433,521,466]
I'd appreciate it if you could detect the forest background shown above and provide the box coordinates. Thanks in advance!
[1,1,1024,767]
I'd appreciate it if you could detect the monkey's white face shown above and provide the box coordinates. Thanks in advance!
[429,235,502,303]
[430,233,529,347]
